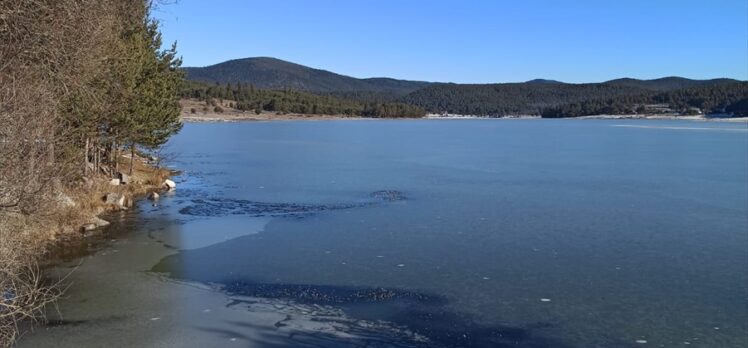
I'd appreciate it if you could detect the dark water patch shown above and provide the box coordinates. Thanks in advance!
[178,190,406,218]
[221,281,443,306]
[42,315,127,328]
[42,319,89,327]
[178,198,355,218]
[151,268,565,347]
[213,281,565,347]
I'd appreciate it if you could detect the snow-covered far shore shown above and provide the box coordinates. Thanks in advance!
[425,113,748,122]
[424,113,540,119]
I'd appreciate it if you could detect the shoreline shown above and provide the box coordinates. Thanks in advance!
[182,112,748,123]
[181,111,366,122]
[2,154,176,345]
[38,157,177,270]
[19,181,423,347]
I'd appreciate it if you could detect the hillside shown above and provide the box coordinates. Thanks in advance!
[184,57,746,117]
[180,80,426,118]
[604,77,739,91]
[399,82,650,116]
[183,57,431,95]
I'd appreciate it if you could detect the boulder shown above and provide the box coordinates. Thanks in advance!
[118,172,130,185]
[109,178,121,186]
[93,216,110,228]
[105,192,126,209]
[163,179,176,190]
[148,192,160,200]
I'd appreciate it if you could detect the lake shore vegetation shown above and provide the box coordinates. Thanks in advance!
[0,1,183,345]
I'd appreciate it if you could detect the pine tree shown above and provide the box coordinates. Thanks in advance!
[122,15,183,174]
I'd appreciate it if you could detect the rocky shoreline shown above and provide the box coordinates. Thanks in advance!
[40,158,177,264]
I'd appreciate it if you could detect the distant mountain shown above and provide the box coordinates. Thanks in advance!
[525,79,564,85]
[183,57,431,95]
[183,57,745,117]
[604,77,738,91]
[399,77,742,116]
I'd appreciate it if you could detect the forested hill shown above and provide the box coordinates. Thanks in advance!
[542,81,748,118]
[183,57,431,94]
[180,81,426,118]
[184,57,746,117]
[603,77,740,91]
[400,82,647,116]
[399,79,745,116]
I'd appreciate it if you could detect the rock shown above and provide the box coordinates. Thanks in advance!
[117,172,130,185]
[124,195,134,208]
[148,192,160,200]
[163,179,176,190]
[81,216,110,233]
[109,178,121,186]
[93,217,110,228]
[105,192,126,208]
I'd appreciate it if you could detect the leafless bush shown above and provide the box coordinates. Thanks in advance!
[0,1,126,345]
[0,216,63,347]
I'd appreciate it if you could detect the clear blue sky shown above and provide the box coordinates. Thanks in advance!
[156,0,748,83]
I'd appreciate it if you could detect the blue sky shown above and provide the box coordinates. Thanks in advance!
[156,0,748,83]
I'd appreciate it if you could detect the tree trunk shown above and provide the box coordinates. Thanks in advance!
[129,143,135,176]
[93,140,98,175]
[114,135,119,173]
[84,137,90,176]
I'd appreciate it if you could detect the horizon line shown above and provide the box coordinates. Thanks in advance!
[181,56,746,85]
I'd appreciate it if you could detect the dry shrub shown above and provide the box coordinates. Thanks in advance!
[0,216,62,346]
[0,1,132,345]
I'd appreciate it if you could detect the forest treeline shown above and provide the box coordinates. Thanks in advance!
[183,79,747,118]
[399,81,748,117]
[541,82,748,118]
[400,83,647,116]
[181,81,426,118]
[0,0,182,344]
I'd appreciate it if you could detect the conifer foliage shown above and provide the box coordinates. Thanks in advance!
[1,0,184,212]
